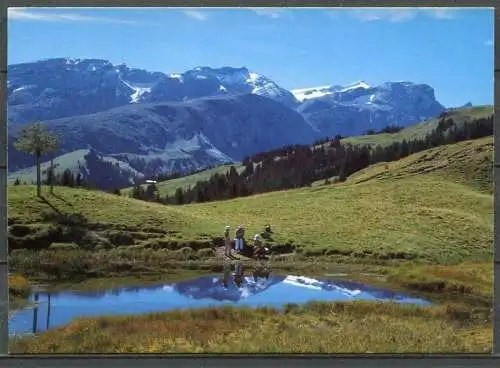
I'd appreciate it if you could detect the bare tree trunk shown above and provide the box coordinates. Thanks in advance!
[36,153,41,197]
[49,155,54,194]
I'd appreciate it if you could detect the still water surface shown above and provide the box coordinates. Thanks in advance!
[9,268,431,336]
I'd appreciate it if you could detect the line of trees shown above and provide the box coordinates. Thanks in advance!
[13,168,88,189]
[130,114,493,205]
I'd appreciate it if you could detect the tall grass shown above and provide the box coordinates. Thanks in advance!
[9,301,491,353]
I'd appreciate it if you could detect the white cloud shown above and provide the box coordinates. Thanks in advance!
[484,39,494,46]
[250,8,284,19]
[421,7,457,19]
[8,7,144,25]
[182,9,208,21]
[351,9,416,22]
[250,8,293,20]
[348,7,457,23]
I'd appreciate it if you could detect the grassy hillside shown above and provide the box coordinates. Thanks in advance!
[173,146,492,264]
[8,136,493,265]
[121,163,244,197]
[8,185,217,243]
[341,105,493,147]
[347,136,493,193]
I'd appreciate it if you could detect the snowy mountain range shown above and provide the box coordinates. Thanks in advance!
[293,81,445,137]
[7,58,298,124]
[7,58,447,188]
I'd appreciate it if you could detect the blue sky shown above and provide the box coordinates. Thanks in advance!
[8,7,494,107]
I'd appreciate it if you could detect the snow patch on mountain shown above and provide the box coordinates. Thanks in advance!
[13,86,29,93]
[292,81,371,103]
[291,85,334,102]
[340,80,370,92]
[120,78,154,103]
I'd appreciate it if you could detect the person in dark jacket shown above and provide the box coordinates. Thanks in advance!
[234,225,245,253]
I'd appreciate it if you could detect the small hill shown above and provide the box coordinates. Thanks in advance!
[347,136,493,193]
[7,136,493,264]
[122,164,244,197]
[341,105,493,147]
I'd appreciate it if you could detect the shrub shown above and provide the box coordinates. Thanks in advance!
[8,274,31,298]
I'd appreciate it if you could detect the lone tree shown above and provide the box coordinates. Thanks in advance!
[14,121,59,197]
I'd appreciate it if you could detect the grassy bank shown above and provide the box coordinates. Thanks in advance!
[8,274,31,309]
[9,301,491,353]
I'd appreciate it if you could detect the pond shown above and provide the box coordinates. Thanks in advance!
[9,263,431,336]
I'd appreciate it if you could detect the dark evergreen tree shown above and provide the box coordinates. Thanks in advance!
[145,183,159,201]
[131,185,145,200]
[174,187,185,205]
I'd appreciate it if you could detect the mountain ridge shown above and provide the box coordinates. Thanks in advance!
[8,93,317,189]
[8,57,451,188]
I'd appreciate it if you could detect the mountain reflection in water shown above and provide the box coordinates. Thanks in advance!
[9,262,431,336]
